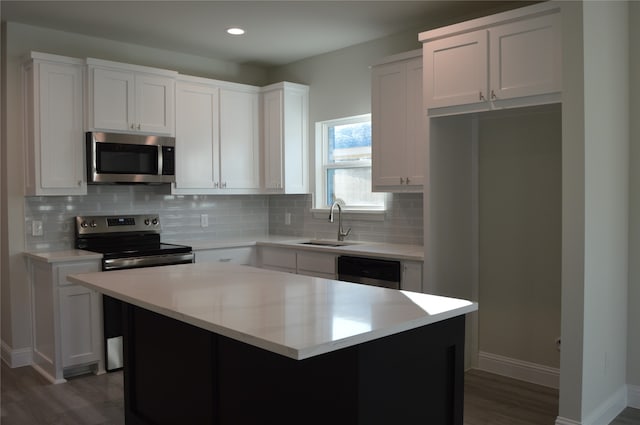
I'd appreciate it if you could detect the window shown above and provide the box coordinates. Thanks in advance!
[315,114,385,210]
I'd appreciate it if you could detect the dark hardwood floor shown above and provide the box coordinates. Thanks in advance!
[1,361,639,425]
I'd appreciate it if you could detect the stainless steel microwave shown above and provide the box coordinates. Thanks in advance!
[86,132,176,184]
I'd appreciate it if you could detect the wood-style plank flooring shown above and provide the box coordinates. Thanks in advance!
[1,361,639,424]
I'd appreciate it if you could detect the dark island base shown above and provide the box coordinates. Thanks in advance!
[123,304,465,425]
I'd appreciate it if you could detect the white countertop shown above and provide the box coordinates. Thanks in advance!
[24,249,103,263]
[25,235,423,264]
[69,262,475,360]
[175,236,424,261]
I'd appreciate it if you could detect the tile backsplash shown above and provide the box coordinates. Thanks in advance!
[24,185,270,251]
[268,193,423,245]
[24,187,423,251]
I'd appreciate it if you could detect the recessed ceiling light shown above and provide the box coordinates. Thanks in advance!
[226,27,245,36]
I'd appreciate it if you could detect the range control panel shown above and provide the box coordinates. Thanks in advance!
[75,214,161,235]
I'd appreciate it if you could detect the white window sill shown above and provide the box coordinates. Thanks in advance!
[311,208,386,222]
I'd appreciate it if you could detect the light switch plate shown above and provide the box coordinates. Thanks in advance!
[200,214,208,228]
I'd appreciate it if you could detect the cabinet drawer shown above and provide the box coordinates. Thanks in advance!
[195,247,254,265]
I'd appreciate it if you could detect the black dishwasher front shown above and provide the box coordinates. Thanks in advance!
[337,256,401,289]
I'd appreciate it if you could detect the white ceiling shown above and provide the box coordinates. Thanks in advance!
[1,1,531,67]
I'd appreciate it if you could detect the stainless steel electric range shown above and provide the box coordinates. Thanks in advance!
[75,214,194,371]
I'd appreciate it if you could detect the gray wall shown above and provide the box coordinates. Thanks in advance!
[628,0,640,393]
[478,105,562,369]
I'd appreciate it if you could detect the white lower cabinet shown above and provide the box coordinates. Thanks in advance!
[401,261,423,292]
[194,247,255,265]
[29,258,103,383]
[258,247,297,274]
[258,247,337,278]
[296,251,336,279]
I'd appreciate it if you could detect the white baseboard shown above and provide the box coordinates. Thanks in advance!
[1,340,32,368]
[477,351,560,388]
[628,385,640,409]
[555,417,581,425]
[581,385,627,425]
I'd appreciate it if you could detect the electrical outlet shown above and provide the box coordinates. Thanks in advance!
[200,214,208,228]
[285,212,291,225]
[32,220,43,236]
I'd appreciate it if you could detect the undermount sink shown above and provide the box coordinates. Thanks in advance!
[298,239,357,247]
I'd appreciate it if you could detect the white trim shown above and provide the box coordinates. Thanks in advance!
[555,417,581,425]
[628,384,640,409]
[477,351,560,388]
[581,385,627,425]
[1,340,33,368]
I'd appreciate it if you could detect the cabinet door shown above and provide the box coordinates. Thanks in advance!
[57,262,101,369]
[489,13,561,100]
[405,58,426,187]
[219,89,260,189]
[259,247,296,273]
[195,247,255,265]
[91,67,135,131]
[135,74,175,135]
[372,61,409,187]
[37,61,86,193]
[59,285,102,368]
[401,261,423,292]
[262,84,309,194]
[423,30,488,109]
[175,82,219,189]
[297,251,336,279]
[263,89,284,190]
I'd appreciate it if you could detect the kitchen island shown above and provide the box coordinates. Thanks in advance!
[69,262,477,425]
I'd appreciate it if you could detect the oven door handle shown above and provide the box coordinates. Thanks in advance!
[103,253,194,271]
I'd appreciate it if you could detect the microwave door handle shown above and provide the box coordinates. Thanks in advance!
[157,145,163,176]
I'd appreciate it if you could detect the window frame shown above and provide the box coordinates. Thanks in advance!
[313,114,387,214]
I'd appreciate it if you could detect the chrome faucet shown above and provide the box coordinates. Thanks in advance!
[329,201,351,241]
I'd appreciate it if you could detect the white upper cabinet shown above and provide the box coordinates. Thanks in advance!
[173,76,260,194]
[174,79,219,191]
[23,52,86,196]
[371,51,425,192]
[219,87,260,190]
[87,58,176,135]
[423,31,488,109]
[262,82,309,194]
[489,13,561,101]
[421,3,561,115]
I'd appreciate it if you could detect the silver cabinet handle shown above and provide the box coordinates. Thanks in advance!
[479,91,485,101]
[406,177,410,184]
[214,182,219,188]
[130,123,135,130]
[400,177,405,184]
[222,182,227,188]
[137,124,141,130]
[491,90,497,100]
